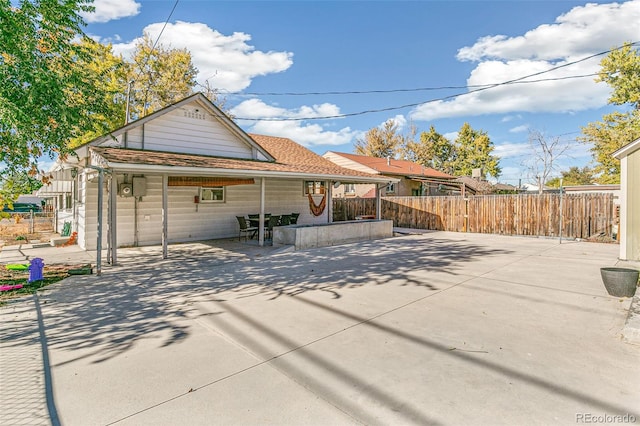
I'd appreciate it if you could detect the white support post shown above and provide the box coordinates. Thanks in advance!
[162,174,168,259]
[376,184,382,219]
[327,182,333,223]
[110,173,118,265]
[258,177,265,246]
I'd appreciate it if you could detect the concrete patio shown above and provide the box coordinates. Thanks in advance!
[1,232,638,425]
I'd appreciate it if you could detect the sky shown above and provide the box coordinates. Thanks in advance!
[81,0,640,185]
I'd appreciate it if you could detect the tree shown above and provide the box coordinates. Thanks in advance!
[581,43,640,183]
[69,38,128,148]
[580,110,640,183]
[0,0,111,203]
[354,119,405,158]
[127,34,198,120]
[597,42,640,109]
[546,166,595,188]
[403,125,457,174]
[0,171,43,203]
[451,123,501,178]
[523,129,573,192]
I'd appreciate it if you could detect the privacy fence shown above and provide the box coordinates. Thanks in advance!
[333,193,616,239]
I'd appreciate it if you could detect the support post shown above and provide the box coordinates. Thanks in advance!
[559,178,563,244]
[327,181,333,223]
[376,184,383,219]
[258,178,265,246]
[96,169,104,276]
[109,173,118,265]
[162,174,168,259]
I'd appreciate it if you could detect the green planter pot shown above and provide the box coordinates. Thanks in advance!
[600,267,639,297]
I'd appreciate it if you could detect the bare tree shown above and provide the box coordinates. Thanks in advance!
[522,129,573,194]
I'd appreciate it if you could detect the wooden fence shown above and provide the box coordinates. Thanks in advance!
[332,193,616,239]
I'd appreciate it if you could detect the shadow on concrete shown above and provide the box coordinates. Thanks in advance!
[36,236,506,368]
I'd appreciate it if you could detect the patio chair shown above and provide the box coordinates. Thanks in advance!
[236,216,258,241]
[267,215,280,239]
[290,213,300,224]
[280,214,292,226]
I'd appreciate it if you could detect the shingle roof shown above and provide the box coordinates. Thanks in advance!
[328,152,454,179]
[91,134,390,181]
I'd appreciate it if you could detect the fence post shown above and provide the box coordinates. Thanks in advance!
[559,179,563,244]
[30,210,34,234]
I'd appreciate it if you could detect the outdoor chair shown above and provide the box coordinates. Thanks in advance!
[267,215,280,239]
[290,213,300,224]
[280,214,292,226]
[236,216,258,241]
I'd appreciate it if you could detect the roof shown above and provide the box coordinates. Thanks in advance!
[455,176,494,194]
[326,152,454,179]
[76,92,275,162]
[613,137,640,159]
[90,134,397,183]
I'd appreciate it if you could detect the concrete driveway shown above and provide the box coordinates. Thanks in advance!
[1,232,639,425]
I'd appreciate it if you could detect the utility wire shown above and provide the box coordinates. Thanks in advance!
[223,41,639,121]
[210,73,600,97]
[126,0,179,120]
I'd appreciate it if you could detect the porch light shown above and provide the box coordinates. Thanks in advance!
[70,168,77,179]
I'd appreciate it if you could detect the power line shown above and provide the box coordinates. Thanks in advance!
[129,0,180,119]
[224,41,639,121]
[211,73,600,97]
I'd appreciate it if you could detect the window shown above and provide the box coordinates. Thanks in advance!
[304,181,326,195]
[200,186,225,202]
[386,183,396,193]
[344,183,356,194]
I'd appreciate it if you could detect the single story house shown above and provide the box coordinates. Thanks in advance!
[322,151,455,197]
[41,93,397,261]
[613,138,640,261]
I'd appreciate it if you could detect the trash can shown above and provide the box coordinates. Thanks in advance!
[29,258,44,283]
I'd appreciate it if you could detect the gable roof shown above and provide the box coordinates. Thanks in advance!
[325,151,454,179]
[90,134,397,183]
[76,92,274,162]
[613,137,640,159]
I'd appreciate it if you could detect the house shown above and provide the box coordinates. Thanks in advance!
[613,138,640,261]
[40,93,396,260]
[322,152,454,197]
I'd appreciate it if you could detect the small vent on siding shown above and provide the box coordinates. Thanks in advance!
[184,109,206,120]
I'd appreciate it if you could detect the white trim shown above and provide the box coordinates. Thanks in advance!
[619,156,628,260]
[613,137,640,159]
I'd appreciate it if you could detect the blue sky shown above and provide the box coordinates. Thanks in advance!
[82,0,640,185]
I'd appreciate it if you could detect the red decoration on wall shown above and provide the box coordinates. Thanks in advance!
[308,193,327,216]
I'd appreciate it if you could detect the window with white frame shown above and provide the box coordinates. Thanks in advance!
[200,186,225,202]
[344,183,356,194]
[386,182,396,193]
[304,181,326,195]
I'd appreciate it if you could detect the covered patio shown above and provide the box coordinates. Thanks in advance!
[43,93,397,269]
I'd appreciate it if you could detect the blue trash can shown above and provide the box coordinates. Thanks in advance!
[29,258,44,283]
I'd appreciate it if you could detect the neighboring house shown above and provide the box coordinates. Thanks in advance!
[42,93,395,257]
[322,152,454,197]
[613,138,640,261]
[563,184,620,206]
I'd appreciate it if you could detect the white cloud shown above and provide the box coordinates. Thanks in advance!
[443,131,458,141]
[411,0,640,121]
[231,99,357,147]
[81,0,140,23]
[494,142,531,159]
[387,115,407,129]
[112,21,293,92]
[509,125,529,133]
[501,114,522,123]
